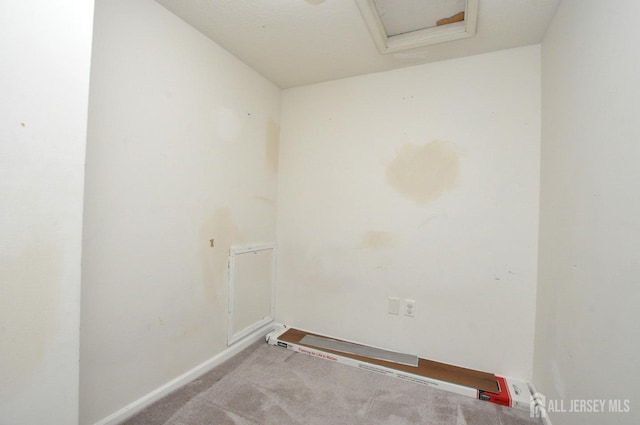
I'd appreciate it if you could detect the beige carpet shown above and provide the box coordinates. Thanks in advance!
[123,341,542,425]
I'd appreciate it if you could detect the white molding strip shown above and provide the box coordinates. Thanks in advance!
[92,322,282,425]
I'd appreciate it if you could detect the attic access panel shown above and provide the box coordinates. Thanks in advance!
[356,0,479,54]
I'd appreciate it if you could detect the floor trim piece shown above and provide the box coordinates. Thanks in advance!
[280,327,499,393]
[92,322,282,425]
[269,327,538,413]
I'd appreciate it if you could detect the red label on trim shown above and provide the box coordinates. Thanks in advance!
[478,376,511,407]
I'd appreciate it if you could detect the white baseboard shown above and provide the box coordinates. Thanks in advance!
[93,322,283,425]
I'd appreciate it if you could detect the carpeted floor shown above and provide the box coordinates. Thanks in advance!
[123,341,543,425]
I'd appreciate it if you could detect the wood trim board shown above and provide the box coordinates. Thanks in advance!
[278,328,499,393]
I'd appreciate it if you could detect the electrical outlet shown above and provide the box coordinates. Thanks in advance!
[388,297,400,315]
[405,299,416,317]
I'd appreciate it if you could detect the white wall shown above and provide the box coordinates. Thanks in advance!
[277,46,541,379]
[80,0,280,423]
[535,1,640,423]
[0,1,94,424]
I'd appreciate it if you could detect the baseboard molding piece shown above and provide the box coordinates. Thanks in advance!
[268,327,541,409]
[93,322,283,425]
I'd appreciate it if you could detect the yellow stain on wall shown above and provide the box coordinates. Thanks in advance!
[361,230,394,250]
[386,140,460,205]
[0,240,61,400]
[199,207,245,304]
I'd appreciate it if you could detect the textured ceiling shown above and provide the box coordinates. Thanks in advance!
[155,0,560,89]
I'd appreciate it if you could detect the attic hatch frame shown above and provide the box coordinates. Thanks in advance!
[355,0,479,54]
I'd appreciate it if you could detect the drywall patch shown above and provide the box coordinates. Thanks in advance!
[254,195,275,207]
[386,140,459,205]
[0,240,60,400]
[200,208,245,304]
[361,230,394,250]
[266,119,280,174]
